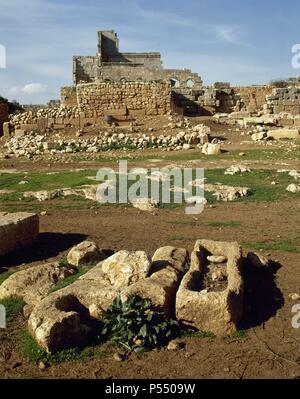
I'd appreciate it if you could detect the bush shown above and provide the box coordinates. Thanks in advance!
[270,79,289,88]
[100,295,180,352]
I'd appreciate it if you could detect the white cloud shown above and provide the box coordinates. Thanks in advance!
[10,82,47,95]
[210,24,252,48]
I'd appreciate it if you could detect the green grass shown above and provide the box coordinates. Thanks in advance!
[83,147,300,163]
[0,271,14,285]
[48,260,99,293]
[0,297,25,322]
[241,239,300,253]
[206,221,242,228]
[19,329,116,364]
[1,167,299,213]
[224,330,247,340]
[205,169,300,203]
[0,169,97,194]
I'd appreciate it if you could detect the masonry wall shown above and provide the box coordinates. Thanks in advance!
[233,86,273,113]
[61,86,78,107]
[0,101,8,136]
[265,87,300,115]
[76,81,172,116]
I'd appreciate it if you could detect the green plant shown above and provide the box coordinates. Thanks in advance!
[100,295,180,352]
[0,271,14,285]
[0,297,25,322]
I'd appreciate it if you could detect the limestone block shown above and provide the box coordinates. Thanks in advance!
[176,239,244,335]
[0,212,39,256]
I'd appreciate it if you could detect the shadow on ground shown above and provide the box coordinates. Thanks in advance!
[240,259,284,329]
[0,232,87,270]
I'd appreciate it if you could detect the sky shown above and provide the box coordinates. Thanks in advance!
[0,0,300,104]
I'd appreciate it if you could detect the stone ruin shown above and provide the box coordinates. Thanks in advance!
[0,211,258,353]
[2,30,300,138]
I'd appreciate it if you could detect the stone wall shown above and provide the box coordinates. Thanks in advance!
[0,100,8,136]
[61,86,78,107]
[265,87,300,115]
[76,81,172,116]
[233,86,273,113]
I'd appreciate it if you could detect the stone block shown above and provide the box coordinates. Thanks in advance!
[176,239,244,335]
[0,212,39,257]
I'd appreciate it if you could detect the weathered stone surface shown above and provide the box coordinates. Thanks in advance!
[28,250,153,352]
[207,255,227,264]
[0,212,39,256]
[131,198,159,213]
[176,239,244,336]
[225,165,251,175]
[0,262,75,306]
[267,128,300,140]
[251,132,267,141]
[121,247,189,317]
[28,293,95,353]
[67,240,104,267]
[102,250,151,289]
[202,143,221,155]
[23,190,61,201]
[205,184,250,202]
[286,184,300,193]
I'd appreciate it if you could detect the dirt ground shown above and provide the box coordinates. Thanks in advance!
[0,116,300,379]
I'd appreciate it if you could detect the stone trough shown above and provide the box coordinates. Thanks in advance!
[176,239,244,336]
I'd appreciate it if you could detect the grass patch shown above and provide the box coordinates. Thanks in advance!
[0,297,25,322]
[206,221,242,228]
[18,329,115,364]
[0,271,14,285]
[242,239,299,253]
[231,330,247,339]
[48,259,99,293]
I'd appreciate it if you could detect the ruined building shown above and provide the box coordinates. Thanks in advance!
[73,30,203,89]
[68,30,252,116]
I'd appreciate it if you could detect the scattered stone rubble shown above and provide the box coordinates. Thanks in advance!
[3,124,215,159]
[205,184,251,202]
[225,165,251,175]
[0,224,278,352]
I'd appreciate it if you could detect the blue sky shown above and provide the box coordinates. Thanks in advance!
[0,0,299,104]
